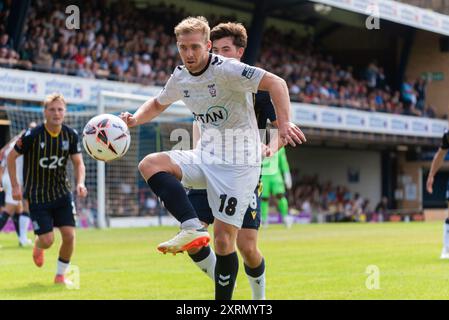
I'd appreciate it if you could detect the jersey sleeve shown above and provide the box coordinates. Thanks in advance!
[219,58,266,94]
[441,130,449,150]
[278,147,291,174]
[69,129,82,154]
[14,129,34,155]
[155,68,183,106]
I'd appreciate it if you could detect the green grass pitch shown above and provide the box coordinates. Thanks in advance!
[1,222,449,299]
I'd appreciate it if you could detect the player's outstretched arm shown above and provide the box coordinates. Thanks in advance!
[7,148,22,200]
[427,148,448,194]
[71,153,87,198]
[258,72,306,147]
[120,98,170,128]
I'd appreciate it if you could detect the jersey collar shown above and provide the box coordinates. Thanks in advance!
[44,123,61,138]
[188,53,212,77]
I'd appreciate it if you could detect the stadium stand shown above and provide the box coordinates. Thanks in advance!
[0,0,438,118]
[287,173,368,222]
[0,0,447,223]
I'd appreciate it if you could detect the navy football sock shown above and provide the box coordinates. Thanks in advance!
[215,252,239,300]
[244,258,265,278]
[147,172,198,224]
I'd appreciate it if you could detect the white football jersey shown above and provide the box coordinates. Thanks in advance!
[1,137,24,185]
[156,54,265,165]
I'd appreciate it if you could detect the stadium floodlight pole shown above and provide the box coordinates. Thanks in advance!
[97,92,107,229]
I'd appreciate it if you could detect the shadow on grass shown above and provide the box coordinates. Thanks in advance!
[2,282,69,299]
[0,245,32,251]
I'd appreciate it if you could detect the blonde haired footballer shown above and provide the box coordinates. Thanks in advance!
[8,93,88,285]
[120,16,305,300]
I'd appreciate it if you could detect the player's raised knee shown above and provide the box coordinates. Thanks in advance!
[139,153,180,180]
[138,155,150,172]
[138,155,158,179]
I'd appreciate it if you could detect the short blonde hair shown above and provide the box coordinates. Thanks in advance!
[43,93,66,109]
[174,16,210,42]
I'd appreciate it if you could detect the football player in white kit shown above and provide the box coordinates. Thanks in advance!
[120,16,305,300]
[0,122,36,246]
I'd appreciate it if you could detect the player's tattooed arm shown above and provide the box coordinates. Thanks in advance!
[258,72,306,147]
[120,98,170,128]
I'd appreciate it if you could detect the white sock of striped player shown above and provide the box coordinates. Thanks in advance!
[244,258,266,300]
[444,218,449,248]
[188,245,216,281]
[19,213,30,244]
[57,258,70,276]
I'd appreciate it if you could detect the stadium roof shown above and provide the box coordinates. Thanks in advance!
[397,0,449,16]
[310,0,449,36]
[192,0,449,36]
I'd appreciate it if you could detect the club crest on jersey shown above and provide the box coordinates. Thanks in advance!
[40,142,45,149]
[208,84,216,97]
[193,106,228,127]
[183,90,190,98]
[62,140,69,150]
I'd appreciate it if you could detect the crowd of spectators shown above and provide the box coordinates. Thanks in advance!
[11,0,185,85]
[0,0,433,224]
[0,1,32,70]
[259,28,436,118]
[287,173,390,223]
[0,0,438,118]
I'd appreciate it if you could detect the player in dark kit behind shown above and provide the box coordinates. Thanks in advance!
[186,22,284,300]
[7,93,88,285]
